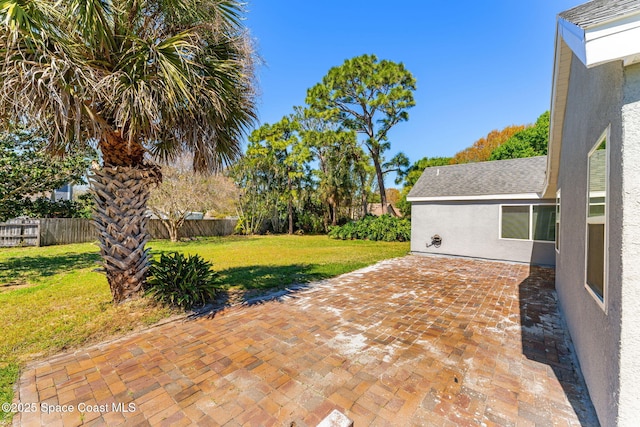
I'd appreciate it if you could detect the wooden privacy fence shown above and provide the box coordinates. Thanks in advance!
[39,218,96,246]
[0,219,40,247]
[147,219,237,241]
[0,218,237,247]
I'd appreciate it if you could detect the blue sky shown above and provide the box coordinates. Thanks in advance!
[245,1,583,186]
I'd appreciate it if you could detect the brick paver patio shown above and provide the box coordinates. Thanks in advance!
[13,255,598,426]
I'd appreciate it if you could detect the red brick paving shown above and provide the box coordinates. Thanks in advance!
[13,255,598,426]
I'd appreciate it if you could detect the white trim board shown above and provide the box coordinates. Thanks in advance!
[558,12,640,68]
[408,193,542,202]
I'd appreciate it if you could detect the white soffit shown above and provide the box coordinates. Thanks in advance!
[559,12,640,67]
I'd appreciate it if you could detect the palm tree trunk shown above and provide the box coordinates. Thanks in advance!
[89,165,159,303]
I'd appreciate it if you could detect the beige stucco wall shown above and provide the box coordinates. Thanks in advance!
[555,52,626,426]
[619,62,640,425]
[410,200,556,266]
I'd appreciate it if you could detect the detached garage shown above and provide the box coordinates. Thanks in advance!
[406,155,556,266]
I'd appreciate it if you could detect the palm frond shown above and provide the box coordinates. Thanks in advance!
[67,0,116,57]
[0,0,256,170]
[0,0,56,43]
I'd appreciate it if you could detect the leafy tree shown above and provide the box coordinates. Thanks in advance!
[451,125,525,164]
[250,117,311,234]
[489,138,537,160]
[233,106,373,234]
[385,188,401,204]
[295,107,363,227]
[306,54,416,208]
[403,157,452,187]
[231,151,274,235]
[15,198,91,220]
[490,111,550,160]
[233,117,310,235]
[0,126,92,222]
[148,159,238,242]
[0,1,256,302]
[384,152,410,186]
[397,156,451,217]
[367,188,402,204]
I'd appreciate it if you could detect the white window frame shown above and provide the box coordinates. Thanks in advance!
[584,128,609,311]
[555,189,561,253]
[499,203,556,242]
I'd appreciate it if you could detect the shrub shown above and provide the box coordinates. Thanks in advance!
[145,252,218,309]
[328,214,411,242]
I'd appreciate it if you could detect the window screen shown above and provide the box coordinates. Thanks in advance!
[501,206,530,240]
[586,223,605,300]
[586,137,606,301]
[533,205,555,241]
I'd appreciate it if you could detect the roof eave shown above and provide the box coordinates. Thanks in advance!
[558,18,587,66]
[542,29,572,198]
[544,9,640,198]
[561,12,640,69]
[408,193,544,203]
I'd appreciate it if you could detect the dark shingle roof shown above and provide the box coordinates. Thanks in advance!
[560,0,640,28]
[407,156,547,199]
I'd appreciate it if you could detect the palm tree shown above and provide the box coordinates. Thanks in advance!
[0,0,256,303]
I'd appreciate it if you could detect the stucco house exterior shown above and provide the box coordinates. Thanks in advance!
[546,1,640,425]
[407,155,556,266]
[408,0,640,424]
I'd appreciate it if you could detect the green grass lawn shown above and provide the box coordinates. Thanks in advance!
[150,235,410,290]
[0,235,408,424]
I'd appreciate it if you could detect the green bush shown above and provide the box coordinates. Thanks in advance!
[328,214,411,242]
[145,252,218,309]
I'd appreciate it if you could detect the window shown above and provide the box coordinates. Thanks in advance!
[555,190,561,252]
[586,134,607,302]
[500,205,555,242]
[501,206,530,239]
[533,205,555,241]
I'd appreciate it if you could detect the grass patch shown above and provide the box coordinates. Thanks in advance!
[0,243,173,425]
[0,363,18,421]
[149,235,409,290]
[0,235,408,424]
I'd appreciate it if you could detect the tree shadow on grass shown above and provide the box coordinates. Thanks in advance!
[189,264,332,319]
[217,264,332,290]
[0,252,101,286]
[148,235,259,250]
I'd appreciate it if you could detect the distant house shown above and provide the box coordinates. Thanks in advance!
[407,156,556,265]
[366,203,402,217]
[409,0,640,424]
[52,184,73,201]
[147,211,204,220]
